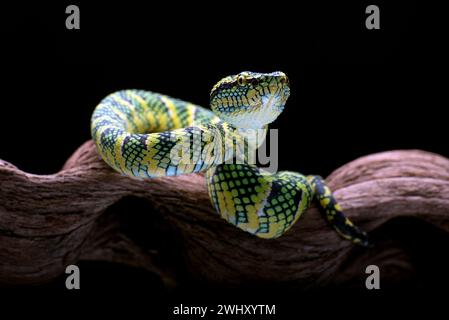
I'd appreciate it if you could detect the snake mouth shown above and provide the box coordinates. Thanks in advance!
[226,92,287,129]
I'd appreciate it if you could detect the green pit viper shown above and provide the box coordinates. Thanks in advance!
[91,71,369,246]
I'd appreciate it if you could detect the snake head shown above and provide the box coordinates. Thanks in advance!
[210,71,290,129]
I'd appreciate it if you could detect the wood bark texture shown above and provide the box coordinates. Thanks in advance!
[1,141,449,288]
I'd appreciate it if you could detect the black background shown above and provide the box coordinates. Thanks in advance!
[0,0,448,315]
[1,1,447,175]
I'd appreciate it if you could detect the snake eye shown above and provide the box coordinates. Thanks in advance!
[280,76,289,85]
[237,75,246,86]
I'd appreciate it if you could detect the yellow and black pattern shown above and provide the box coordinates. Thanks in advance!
[207,166,313,239]
[308,175,370,246]
[92,89,229,177]
[91,71,370,246]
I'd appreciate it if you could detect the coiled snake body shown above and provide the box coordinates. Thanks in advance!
[91,71,369,245]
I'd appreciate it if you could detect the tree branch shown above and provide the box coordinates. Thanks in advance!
[1,141,449,287]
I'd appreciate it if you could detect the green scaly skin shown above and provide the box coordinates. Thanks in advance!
[91,71,370,246]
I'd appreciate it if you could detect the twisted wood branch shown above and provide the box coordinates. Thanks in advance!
[1,141,449,287]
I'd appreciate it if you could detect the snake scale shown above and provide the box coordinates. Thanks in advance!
[91,71,369,246]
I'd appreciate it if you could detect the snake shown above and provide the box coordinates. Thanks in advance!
[91,71,369,246]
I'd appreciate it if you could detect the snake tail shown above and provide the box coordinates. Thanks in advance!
[308,175,371,247]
